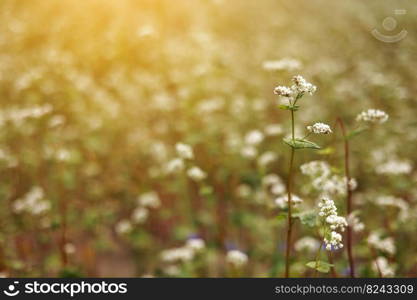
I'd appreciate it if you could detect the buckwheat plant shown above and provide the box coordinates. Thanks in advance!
[305,197,347,275]
[335,108,388,277]
[274,75,332,277]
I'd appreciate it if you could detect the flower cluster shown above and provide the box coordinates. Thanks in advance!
[161,237,206,264]
[301,161,357,196]
[356,109,389,124]
[226,250,248,267]
[13,186,50,215]
[273,75,317,101]
[307,122,332,134]
[275,194,303,209]
[318,197,347,250]
[294,237,320,252]
[375,159,412,175]
[367,232,396,255]
[166,143,207,182]
[262,58,302,71]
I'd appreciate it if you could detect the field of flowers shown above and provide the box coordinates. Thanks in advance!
[0,0,416,277]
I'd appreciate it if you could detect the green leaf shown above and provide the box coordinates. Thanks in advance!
[276,212,288,222]
[293,210,317,227]
[283,137,321,150]
[306,261,333,273]
[347,127,368,140]
[278,104,299,111]
[317,147,334,155]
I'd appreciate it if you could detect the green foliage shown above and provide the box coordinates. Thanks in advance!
[306,261,334,273]
[283,137,321,150]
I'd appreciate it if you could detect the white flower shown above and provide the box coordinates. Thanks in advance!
[244,130,264,145]
[347,212,365,232]
[264,124,283,136]
[294,237,320,252]
[175,143,194,160]
[161,247,195,263]
[132,207,149,223]
[166,158,185,174]
[257,151,277,167]
[356,109,388,124]
[12,186,50,215]
[186,238,205,252]
[373,257,395,277]
[367,232,396,255]
[318,197,347,250]
[273,86,293,97]
[240,145,258,158]
[64,243,76,255]
[115,220,132,235]
[137,192,160,208]
[275,194,302,208]
[307,122,332,134]
[300,161,331,178]
[187,166,207,181]
[376,159,412,175]
[262,58,302,71]
[271,182,286,195]
[291,75,317,95]
[226,250,248,267]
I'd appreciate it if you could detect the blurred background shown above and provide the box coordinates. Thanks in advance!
[0,0,416,277]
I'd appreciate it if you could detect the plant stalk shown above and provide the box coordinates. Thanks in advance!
[336,117,355,278]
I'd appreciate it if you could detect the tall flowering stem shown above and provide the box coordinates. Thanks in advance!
[336,117,355,277]
[284,133,295,278]
[274,75,326,277]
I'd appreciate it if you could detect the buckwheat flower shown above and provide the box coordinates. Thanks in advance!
[367,232,396,255]
[186,238,205,252]
[275,194,302,208]
[262,174,283,187]
[375,159,412,175]
[264,123,283,136]
[166,158,185,173]
[137,191,161,208]
[273,86,293,98]
[244,130,264,145]
[314,175,346,196]
[356,109,388,124]
[307,122,332,134]
[115,219,132,235]
[164,265,180,276]
[347,212,365,232]
[226,250,248,267]
[262,58,302,71]
[373,257,395,277]
[294,237,320,252]
[257,151,277,167]
[292,75,317,95]
[300,161,331,178]
[187,166,207,181]
[175,143,194,159]
[161,247,195,263]
[375,196,409,221]
[64,243,76,255]
[318,197,347,250]
[324,231,343,250]
[132,207,149,224]
[271,182,286,195]
[240,145,257,158]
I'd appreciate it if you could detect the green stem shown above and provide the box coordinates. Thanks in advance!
[314,242,323,277]
[336,117,355,278]
[284,147,295,278]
